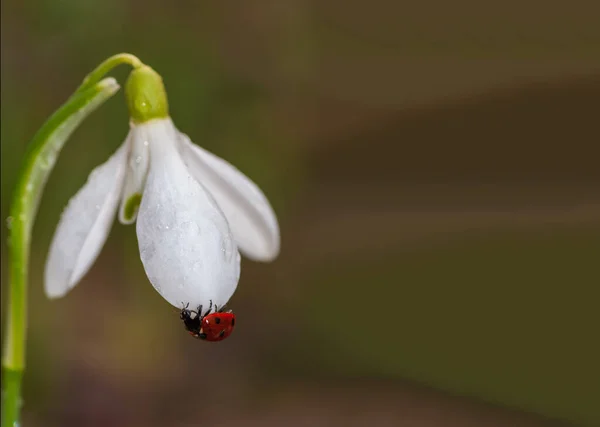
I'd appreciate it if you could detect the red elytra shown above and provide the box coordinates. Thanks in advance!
[199,312,236,342]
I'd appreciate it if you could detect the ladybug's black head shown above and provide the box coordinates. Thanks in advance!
[180,306,201,333]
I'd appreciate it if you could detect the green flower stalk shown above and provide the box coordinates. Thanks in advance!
[2,53,281,425]
[1,54,138,427]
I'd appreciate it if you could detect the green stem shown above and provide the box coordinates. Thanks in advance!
[1,370,22,427]
[76,53,142,94]
[1,77,121,427]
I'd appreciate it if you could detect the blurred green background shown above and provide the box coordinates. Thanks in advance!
[2,1,600,426]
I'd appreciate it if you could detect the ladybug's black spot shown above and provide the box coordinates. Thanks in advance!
[219,330,225,338]
[215,317,221,324]
[231,318,235,326]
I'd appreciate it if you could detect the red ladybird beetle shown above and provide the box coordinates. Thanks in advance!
[180,300,235,342]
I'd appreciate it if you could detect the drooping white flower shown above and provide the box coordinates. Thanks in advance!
[44,65,280,311]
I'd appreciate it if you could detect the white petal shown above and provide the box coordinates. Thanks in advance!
[118,127,150,224]
[178,133,280,262]
[44,140,129,298]
[136,119,241,310]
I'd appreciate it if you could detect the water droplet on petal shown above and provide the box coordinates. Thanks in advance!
[143,140,149,146]
[221,235,234,262]
[165,225,169,230]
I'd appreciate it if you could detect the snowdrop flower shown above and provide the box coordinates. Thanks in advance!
[45,65,280,311]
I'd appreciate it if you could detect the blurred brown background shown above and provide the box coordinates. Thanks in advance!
[1,1,599,426]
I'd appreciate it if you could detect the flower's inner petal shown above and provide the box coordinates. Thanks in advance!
[178,134,280,262]
[136,119,241,310]
[118,129,150,224]
[44,139,129,298]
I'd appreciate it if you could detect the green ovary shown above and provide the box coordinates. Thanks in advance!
[125,65,169,123]
[124,193,142,221]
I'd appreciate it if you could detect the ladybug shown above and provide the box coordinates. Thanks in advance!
[180,300,235,342]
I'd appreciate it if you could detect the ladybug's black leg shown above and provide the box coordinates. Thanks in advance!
[180,302,191,320]
[203,300,213,317]
[217,304,230,313]
[181,302,198,316]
